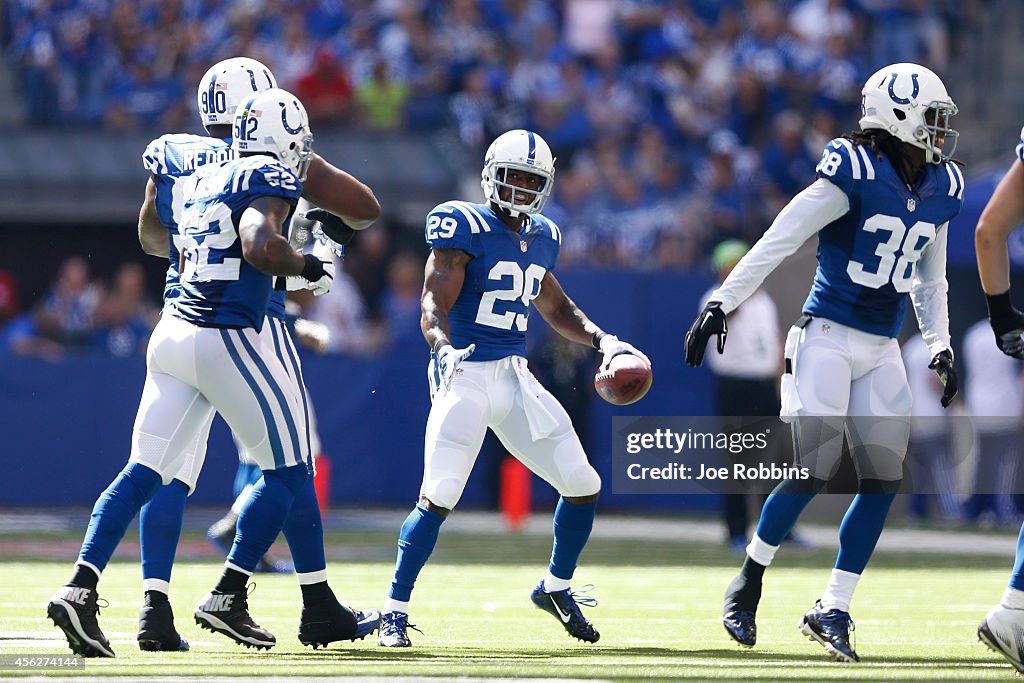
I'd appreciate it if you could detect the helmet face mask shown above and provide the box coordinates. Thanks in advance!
[481,130,555,217]
[232,88,314,181]
[858,63,958,164]
[197,57,277,131]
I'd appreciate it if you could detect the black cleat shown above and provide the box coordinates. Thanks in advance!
[299,597,380,648]
[194,586,275,650]
[47,585,115,658]
[377,612,421,648]
[138,598,189,652]
[798,600,860,662]
[530,582,600,643]
[723,610,757,647]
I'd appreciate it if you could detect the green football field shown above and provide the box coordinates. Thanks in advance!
[0,520,1017,680]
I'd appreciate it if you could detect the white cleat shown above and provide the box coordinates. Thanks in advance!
[979,604,1024,673]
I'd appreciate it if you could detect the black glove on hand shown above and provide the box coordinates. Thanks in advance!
[986,291,1024,359]
[304,208,356,246]
[928,349,957,408]
[684,301,727,367]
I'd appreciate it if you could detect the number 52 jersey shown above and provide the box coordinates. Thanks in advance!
[425,201,562,361]
[805,137,964,337]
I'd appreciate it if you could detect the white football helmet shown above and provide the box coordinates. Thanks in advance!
[859,62,958,164]
[481,130,556,216]
[232,88,314,180]
[197,57,277,130]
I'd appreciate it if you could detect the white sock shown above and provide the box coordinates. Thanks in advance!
[296,570,328,586]
[1001,587,1024,610]
[383,598,410,615]
[543,571,571,593]
[746,534,780,567]
[143,578,170,595]
[820,568,860,612]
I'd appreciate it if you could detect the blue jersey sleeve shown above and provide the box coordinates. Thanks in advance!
[815,138,877,195]
[530,214,562,271]
[424,202,484,257]
[142,134,173,175]
[238,160,303,204]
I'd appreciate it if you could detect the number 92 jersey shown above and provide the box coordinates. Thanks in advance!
[168,156,302,331]
[805,137,964,337]
[426,201,562,361]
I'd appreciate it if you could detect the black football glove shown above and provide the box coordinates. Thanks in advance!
[928,349,957,408]
[304,208,356,246]
[986,290,1024,359]
[684,301,727,367]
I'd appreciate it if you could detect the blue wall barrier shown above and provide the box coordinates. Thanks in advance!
[0,270,720,512]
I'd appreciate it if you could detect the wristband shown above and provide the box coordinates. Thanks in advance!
[300,253,325,282]
[432,338,451,354]
[592,331,608,350]
[986,290,1014,319]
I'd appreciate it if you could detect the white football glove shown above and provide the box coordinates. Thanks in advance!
[599,334,650,370]
[428,343,476,398]
[305,238,337,296]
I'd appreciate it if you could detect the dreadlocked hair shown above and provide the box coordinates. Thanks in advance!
[844,128,964,190]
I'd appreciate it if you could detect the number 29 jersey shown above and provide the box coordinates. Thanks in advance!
[425,201,562,361]
[167,156,302,330]
[804,137,964,337]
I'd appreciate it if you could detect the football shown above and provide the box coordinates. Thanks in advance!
[594,353,653,405]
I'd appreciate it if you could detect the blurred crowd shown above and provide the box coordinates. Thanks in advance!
[4,0,978,268]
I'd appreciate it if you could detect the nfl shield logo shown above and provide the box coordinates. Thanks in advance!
[907,197,916,212]
[821,323,831,334]
[520,240,528,252]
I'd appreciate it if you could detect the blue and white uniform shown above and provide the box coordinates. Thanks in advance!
[419,201,600,509]
[130,154,310,481]
[710,137,962,477]
[142,136,317,487]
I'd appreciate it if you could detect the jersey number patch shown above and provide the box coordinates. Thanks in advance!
[846,215,935,293]
[475,261,545,331]
[178,202,242,282]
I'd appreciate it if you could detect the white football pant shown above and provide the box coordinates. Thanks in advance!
[782,317,911,482]
[420,356,601,510]
[130,314,310,486]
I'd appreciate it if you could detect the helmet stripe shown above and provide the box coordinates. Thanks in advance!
[526,131,536,163]
[208,72,218,117]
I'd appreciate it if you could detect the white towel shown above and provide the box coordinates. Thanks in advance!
[511,357,559,441]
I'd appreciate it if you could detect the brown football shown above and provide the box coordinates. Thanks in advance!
[594,354,653,405]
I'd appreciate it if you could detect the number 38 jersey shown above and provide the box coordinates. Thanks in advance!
[167,155,302,331]
[425,201,562,361]
[804,137,964,337]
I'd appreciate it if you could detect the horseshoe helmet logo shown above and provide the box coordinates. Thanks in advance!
[887,72,920,105]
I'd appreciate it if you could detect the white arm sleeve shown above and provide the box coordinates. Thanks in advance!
[710,178,850,313]
[910,222,951,358]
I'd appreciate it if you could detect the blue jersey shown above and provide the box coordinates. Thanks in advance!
[803,138,963,337]
[425,201,562,361]
[142,134,288,320]
[167,156,302,330]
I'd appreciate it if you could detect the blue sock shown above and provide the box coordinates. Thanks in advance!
[282,476,325,575]
[78,462,163,574]
[549,497,597,581]
[227,464,307,573]
[388,505,445,602]
[233,462,262,499]
[139,478,189,587]
[1009,522,1024,591]
[754,477,822,546]
[835,492,896,574]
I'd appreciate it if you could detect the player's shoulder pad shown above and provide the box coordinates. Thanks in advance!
[230,156,302,198]
[815,137,877,191]
[529,213,563,245]
[142,133,213,175]
[939,160,965,203]
[425,200,491,249]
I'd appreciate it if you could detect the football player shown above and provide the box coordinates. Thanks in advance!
[974,124,1024,674]
[685,63,962,662]
[376,130,648,647]
[46,88,355,657]
[132,58,380,652]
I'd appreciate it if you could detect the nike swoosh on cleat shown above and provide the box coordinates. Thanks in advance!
[550,597,572,623]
